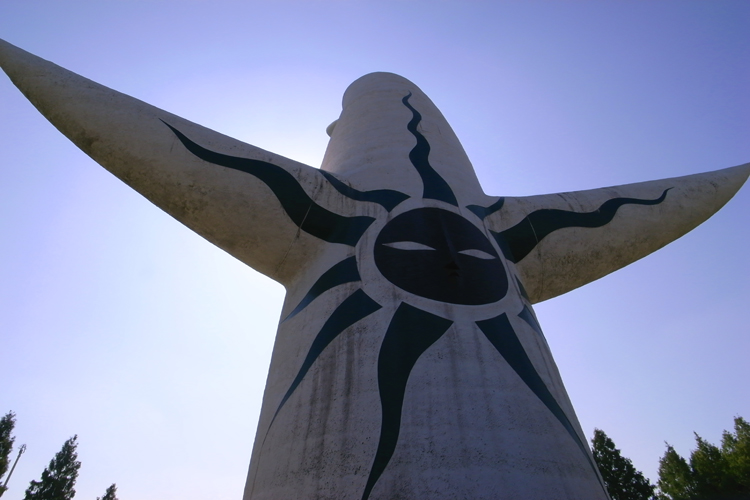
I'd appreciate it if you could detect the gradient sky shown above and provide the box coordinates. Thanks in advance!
[1,1,748,499]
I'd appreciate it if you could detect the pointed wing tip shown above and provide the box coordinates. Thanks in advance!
[0,38,53,86]
[0,37,17,67]
[0,37,26,62]
[731,161,750,182]
[707,162,750,199]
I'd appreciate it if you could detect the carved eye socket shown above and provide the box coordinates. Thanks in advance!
[383,241,436,251]
[458,249,496,260]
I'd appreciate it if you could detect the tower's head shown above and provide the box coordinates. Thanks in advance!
[321,72,486,205]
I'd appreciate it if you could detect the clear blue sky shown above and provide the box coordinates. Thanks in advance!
[1,1,748,498]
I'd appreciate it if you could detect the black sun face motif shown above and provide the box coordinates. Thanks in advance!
[375,207,508,305]
[163,91,669,500]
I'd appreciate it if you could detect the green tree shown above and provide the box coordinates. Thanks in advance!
[657,445,694,500]
[657,417,750,500]
[721,417,750,492]
[591,428,656,500]
[24,435,80,500]
[97,483,118,500]
[0,412,17,496]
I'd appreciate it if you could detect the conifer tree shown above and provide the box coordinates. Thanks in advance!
[720,417,750,492]
[656,445,693,500]
[97,483,118,500]
[591,428,656,500]
[0,412,17,496]
[657,417,750,500]
[24,435,80,500]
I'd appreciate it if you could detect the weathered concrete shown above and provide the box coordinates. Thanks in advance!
[1,38,747,500]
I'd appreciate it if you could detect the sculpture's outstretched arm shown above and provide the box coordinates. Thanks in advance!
[477,164,750,303]
[0,38,366,285]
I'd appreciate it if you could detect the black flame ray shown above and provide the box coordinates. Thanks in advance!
[402,93,458,206]
[271,289,382,429]
[492,189,671,263]
[283,256,361,321]
[518,304,545,339]
[362,303,453,500]
[476,313,607,496]
[467,197,505,219]
[162,120,375,246]
[319,170,409,211]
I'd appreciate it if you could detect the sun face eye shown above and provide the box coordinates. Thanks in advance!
[383,241,436,251]
[458,248,496,260]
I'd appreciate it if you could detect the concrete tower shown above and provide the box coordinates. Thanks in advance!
[1,39,747,500]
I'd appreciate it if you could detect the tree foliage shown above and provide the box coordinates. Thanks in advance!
[591,428,656,500]
[0,412,17,496]
[657,417,750,500]
[97,483,118,500]
[23,435,81,500]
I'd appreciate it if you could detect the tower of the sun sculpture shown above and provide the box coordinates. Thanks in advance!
[1,38,748,500]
